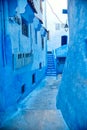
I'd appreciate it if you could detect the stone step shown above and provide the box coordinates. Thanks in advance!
[47,65,55,67]
[47,70,56,73]
[47,61,55,63]
[47,59,54,61]
[47,68,56,70]
[46,53,56,76]
[47,58,54,60]
[46,73,57,76]
[46,72,56,75]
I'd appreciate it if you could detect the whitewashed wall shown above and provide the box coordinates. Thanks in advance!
[46,0,69,51]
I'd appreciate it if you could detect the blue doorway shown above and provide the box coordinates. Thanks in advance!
[61,35,68,46]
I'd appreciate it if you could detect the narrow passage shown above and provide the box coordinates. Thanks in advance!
[1,76,69,130]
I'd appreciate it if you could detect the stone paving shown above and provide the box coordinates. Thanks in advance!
[1,75,69,130]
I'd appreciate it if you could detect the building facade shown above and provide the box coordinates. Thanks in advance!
[56,0,87,130]
[46,0,69,52]
[0,0,47,126]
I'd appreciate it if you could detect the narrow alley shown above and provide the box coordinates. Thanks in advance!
[1,76,69,130]
[1,0,87,129]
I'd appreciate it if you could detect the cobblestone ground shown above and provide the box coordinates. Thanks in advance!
[1,75,69,130]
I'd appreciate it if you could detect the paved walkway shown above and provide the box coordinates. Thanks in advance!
[1,76,69,130]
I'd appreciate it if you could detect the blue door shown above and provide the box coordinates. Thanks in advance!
[61,35,67,46]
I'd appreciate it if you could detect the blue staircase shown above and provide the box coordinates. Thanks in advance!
[46,52,57,76]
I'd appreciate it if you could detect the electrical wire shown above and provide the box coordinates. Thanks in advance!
[46,0,64,24]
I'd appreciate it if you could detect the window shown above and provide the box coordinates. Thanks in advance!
[47,31,50,40]
[39,62,42,69]
[22,18,28,37]
[14,15,21,25]
[62,9,67,14]
[25,53,29,58]
[32,73,35,84]
[61,23,65,28]
[21,84,25,94]
[55,23,60,30]
[58,57,66,64]
[18,53,22,59]
[41,37,44,50]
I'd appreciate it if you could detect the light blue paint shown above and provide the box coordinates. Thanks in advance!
[55,45,68,57]
[21,4,34,23]
[33,17,42,31]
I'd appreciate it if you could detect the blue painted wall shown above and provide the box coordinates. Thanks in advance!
[55,45,68,74]
[56,0,87,130]
[0,0,47,126]
[56,57,66,74]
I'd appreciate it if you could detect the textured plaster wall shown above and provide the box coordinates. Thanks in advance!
[56,0,87,130]
[0,0,47,126]
[0,10,3,67]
